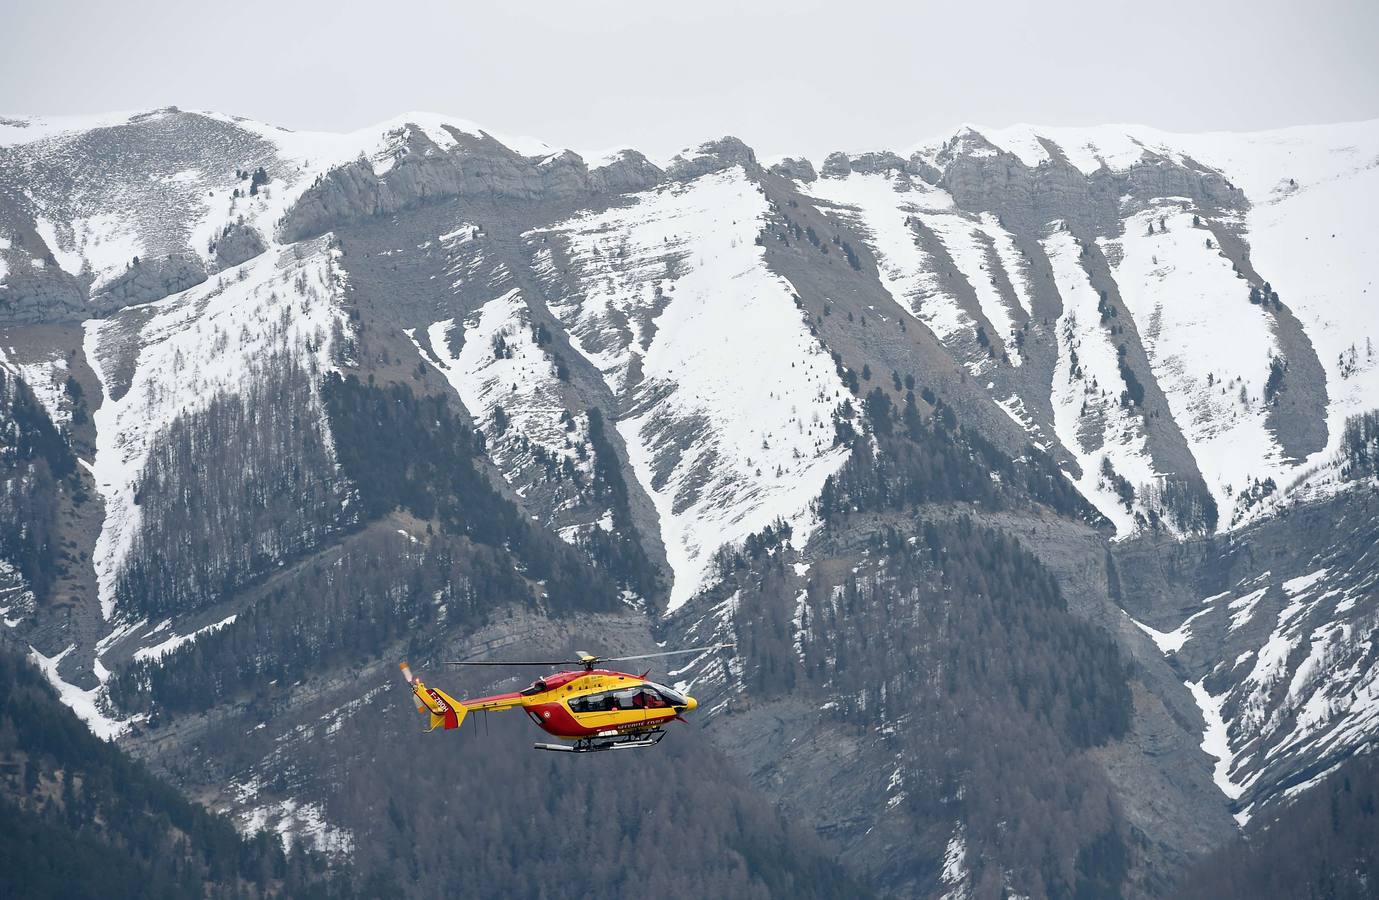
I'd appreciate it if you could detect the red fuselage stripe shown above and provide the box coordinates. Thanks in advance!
[526,701,674,738]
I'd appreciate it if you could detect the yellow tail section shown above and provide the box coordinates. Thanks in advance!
[399,662,468,732]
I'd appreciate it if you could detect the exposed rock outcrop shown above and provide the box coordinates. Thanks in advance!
[847,151,909,177]
[666,136,758,181]
[820,151,852,178]
[278,162,384,243]
[278,127,657,242]
[590,149,664,193]
[0,266,87,325]
[768,157,816,182]
[91,254,207,311]
[819,151,914,188]
[212,222,267,270]
[931,130,1247,234]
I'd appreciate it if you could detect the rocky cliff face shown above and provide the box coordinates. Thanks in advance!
[0,109,670,326]
[1,109,1377,899]
[278,126,666,243]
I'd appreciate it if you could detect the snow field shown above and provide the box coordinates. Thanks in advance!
[409,288,593,510]
[1042,229,1157,533]
[1106,205,1286,523]
[539,168,850,610]
[804,172,979,348]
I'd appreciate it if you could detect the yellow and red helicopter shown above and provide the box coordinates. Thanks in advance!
[399,644,733,752]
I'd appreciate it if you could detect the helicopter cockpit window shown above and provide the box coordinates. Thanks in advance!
[646,682,689,707]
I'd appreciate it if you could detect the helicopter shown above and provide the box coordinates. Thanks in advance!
[398,643,733,752]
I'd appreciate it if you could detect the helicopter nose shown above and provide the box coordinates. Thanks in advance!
[684,695,698,712]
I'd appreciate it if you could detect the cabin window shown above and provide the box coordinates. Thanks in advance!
[568,687,644,714]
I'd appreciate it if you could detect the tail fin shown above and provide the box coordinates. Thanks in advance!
[399,662,468,732]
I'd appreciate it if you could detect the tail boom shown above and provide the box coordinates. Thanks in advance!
[399,662,469,732]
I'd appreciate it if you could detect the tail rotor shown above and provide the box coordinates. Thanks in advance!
[399,661,467,732]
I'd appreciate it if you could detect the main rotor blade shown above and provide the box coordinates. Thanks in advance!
[600,643,735,663]
[442,660,570,667]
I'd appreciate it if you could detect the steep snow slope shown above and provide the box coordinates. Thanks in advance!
[533,168,850,609]
[418,289,580,459]
[410,287,597,539]
[1185,125,1379,479]
[82,238,348,621]
[804,173,978,349]
[919,211,1025,365]
[980,211,1036,318]
[805,172,1034,368]
[793,121,1379,536]
[1043,229,1157,531]
[920,121,1379,525]
[1104,205,1286,520]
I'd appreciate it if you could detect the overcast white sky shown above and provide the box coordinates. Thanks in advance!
[3,0,1377,160]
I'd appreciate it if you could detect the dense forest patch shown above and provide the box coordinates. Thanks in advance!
[710,506,1134,897]
[0,369,78,604]
[820,388,1099,525]
[116,355,348,619]
[323,373,619,610]
[1174,751,1379,899]
[0,643,341,899]
[314,692,877,900]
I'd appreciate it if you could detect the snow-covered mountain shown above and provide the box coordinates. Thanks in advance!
[804,120,1378,533]
[2,106,1377,898]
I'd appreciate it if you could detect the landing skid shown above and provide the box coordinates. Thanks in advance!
[534,729,667,753]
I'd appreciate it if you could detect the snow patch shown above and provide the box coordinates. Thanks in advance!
[27,644,132,740]
[132,614,237,662]
[1228,587,1270,632]
[1043,230,1156,533]
[34,217,85,277]
[239,795,355,857]
[419,289,579,469]
[1127,604,1212,654]
[1283,567,1329,595]
[921,212,1024,364]
[939,823,970,899]
[1186,676,1245,801]
[0,346,71,431]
